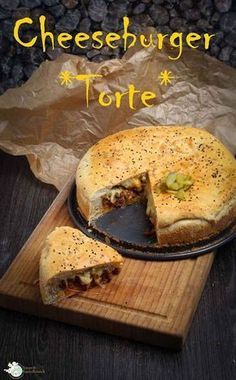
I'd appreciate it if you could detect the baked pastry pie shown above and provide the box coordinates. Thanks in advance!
[76,126,236,245]
[40,226,124,304]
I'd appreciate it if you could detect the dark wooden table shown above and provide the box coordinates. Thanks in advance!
[0,150,235,380]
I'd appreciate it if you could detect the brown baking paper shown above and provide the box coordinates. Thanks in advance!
[0,34,236,190]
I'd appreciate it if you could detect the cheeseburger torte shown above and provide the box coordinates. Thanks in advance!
[76,126,236,246]
[40,226,124,304]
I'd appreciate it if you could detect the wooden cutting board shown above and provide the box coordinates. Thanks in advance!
[0,176,214,350]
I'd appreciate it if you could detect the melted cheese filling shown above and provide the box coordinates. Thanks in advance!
[57,264,120,293]
[102,174,147,206]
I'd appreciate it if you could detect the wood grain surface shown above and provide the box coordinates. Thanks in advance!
[0,151,235,379]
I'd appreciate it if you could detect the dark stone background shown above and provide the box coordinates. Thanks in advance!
[0,0,235,95]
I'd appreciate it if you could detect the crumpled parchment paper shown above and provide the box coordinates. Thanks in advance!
[0,34,235,190]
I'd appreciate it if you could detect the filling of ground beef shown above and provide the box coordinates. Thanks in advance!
[58,265,120,295]
[102,175,147,209]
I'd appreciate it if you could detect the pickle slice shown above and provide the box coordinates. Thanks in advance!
[154,171,194,201]
[166,172,177,188]
[175,189,186,200]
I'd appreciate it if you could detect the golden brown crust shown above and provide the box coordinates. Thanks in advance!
[76,126,236,245]
[158,201,236,245]
[39,226,124,304]
[76,188,90,221]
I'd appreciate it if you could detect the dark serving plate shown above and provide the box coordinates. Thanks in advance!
[68,183,236,261]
